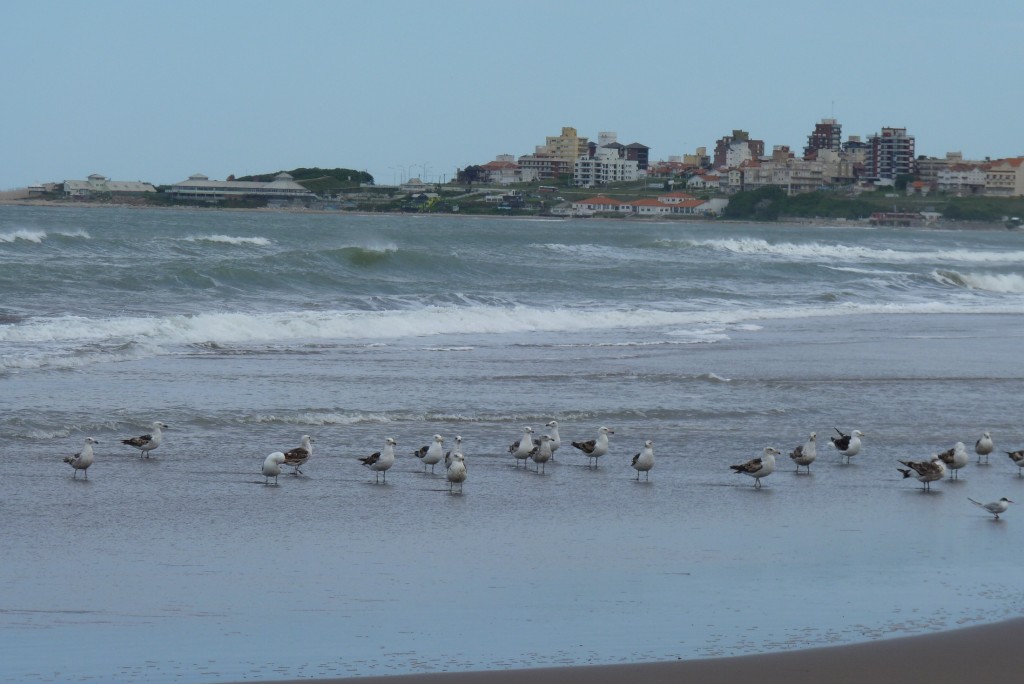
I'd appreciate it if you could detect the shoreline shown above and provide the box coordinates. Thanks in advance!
[0,198,1010,230]
[241,618,1024,684]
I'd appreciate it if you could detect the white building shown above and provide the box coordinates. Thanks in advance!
[936,164,988,195]
[63,173,156,198]
[574,147,640,187]
[165,172,315,203]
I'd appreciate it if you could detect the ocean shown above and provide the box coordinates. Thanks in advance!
[3,205,1024,682]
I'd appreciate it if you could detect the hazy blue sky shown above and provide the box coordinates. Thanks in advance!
[3,0,1022,189]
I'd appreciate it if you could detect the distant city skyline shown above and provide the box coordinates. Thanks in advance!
[3,0,1023,190]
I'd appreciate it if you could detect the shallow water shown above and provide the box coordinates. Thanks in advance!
[3,207,1024,682]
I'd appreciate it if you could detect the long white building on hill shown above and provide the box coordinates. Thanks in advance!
[165,172,315,203]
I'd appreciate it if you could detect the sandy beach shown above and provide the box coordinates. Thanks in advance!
[245,618,1023,684]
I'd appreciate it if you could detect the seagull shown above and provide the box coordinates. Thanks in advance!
[64,437,98,479]
[508,426,535,468]
[122,421,168,458]
[897,457,946,491]
[530,434,553,474]
[1006,449,1024,476]
[936,441,969,479]
[730,447,779,487]
[968,497,1014,520]
[262,452,286,485]
[631,440,654,481]
[540,420,561,460]
[830,428,863,464]
[571,426,614,467]
[446,452,467,493]
[414,434,444,473]
[282,435,314,475]
[444,435,463,469]
[360,437,396,483]
[789,432,817,474]
[975,432,994,464]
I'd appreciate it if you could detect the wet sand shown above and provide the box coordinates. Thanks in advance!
[247,618,1022,684]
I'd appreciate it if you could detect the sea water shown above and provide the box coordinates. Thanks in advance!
[2,205,1024,682]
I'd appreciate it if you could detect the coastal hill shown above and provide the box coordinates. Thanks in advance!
[236,167,374,195]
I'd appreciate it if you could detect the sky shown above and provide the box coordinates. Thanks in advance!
[2,0,1023,189]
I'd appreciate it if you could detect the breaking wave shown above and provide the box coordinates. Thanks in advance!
[183,234,272,246]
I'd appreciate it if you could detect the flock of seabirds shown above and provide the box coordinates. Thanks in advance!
[60,421,1019,519]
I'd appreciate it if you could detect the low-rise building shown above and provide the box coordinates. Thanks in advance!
[985,158,1024,197]
[571,193,727,217]
[63,173,156,198]
[936,163,988,195]
[165,172,315,203]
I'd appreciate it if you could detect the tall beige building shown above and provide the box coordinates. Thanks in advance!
[518,126,590,180]
[544,126,589,160]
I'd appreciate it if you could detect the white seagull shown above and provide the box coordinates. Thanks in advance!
[897,457,946,491]
[936,441,969,479]
[789,432,817,474]
[64,437,98,479]
[1006,449,1024,476]
[414,434,444,473]
[262,452,287,485]
[571,426,614,467]
[541,420,561,460]
[530,434,553,474]
[730,447,779,487]
[360,437,396,483]
[631,440,654,481]
[968,496,1014,520]
[446,452,467,493]
[508,426,535,468]
[444,435,463,469]
[830,428,863,464]
[975,432,994,464]
[122,421,168,458]
[282,435,314,475]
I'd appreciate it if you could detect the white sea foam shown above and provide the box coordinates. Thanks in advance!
[0,229,48,243]
[57,229,91,239]
[184,234,272,246]
[245,412,393,426]
[691,237,1024,264]
[5,301,1024,373]
[536,243,633,260]
[933,270,1024,294]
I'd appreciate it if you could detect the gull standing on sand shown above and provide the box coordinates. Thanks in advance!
[631,440,654,480]
[730,447,778,487]
[975,432,994,464]
[262,452,286,485]
[509,426,535,468]
[530,434,553,474]
[830,428,863,464]
[446,452,467,493]
[282,435,313,475]
[571,426,614,468]
[789,432,817,474]
[414,434,444,473]
[122,421,168,458]
[968,497,1014,520]
[897,457,946,491]
[360,437,396,483]
[936,441,969,479]
[445,435,463,469]
[1006,449,1024,476]
[64,437,98,479]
